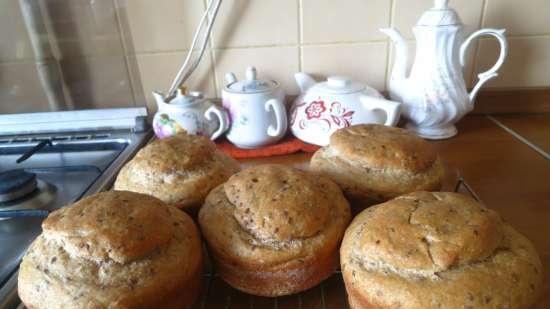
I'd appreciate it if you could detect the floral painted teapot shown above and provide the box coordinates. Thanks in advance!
[152,89,229,140]
[290,73,401,146]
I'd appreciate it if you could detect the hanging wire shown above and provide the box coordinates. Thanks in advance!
[166,0,223,100]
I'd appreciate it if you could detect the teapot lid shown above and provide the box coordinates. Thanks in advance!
[417,0,463,27]
[225,66,278,93]
[312,76,365,94]
[167,89,205,105]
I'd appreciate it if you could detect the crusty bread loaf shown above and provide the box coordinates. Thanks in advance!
[340,191,542,309]
[18,190,203,309]
[199,164,351,296]
[310,124,444,202]
[114,133,239,210]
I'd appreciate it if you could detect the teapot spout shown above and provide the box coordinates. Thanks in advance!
[152,91,168,109]
[225,72,237,85]
[380,28,410,98]
[294,72,317,93]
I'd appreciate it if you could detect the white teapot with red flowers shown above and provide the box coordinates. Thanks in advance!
[290,73,401,146]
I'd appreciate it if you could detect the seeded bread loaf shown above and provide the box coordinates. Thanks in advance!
[340,191,542,309]
[199,164,351,296]
[18,190,203,309]
[310,124,444,202]
[114,133,239,210]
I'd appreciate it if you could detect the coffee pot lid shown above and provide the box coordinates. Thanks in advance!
[417,0,463,27]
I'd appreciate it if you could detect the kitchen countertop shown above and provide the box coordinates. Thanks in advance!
[235,114,550,309]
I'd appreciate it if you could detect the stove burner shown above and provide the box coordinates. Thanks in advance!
[0,170,37,203]
[0,170,55,220]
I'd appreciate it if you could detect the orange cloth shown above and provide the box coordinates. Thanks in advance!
[215,135,320,159]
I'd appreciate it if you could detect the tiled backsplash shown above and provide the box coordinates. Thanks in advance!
[1,0,549,113]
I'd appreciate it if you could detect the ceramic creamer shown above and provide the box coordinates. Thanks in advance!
[152,90,229,140]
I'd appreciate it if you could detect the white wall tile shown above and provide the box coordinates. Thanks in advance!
[302,0,391,43]
[475,37,550,88]
[136,51,217,110]
[211,0,299,48]
[0,62,51,113]
[120,0,205,53]
[59,56,134,108]
[302,42,388,91]
[0,1,35,62]
[484,0,550,36]
[42,0,124,57]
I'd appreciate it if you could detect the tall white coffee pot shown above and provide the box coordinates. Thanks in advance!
[382,0,507,139]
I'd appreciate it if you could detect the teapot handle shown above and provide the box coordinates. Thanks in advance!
[360,96,401,126]
[204,105,230,140]
[265,98,288,137]
[460,28,508,102]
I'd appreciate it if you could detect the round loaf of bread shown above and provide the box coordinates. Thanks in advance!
[199,164,351,296]
[114,133,239,209]
[340,191,542,309]
[18,190,203,309]
[310,124,444,202]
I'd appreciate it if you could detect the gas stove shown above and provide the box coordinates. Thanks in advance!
[0,108,152,309]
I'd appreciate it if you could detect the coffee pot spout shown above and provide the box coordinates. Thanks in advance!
[380,28,410,87]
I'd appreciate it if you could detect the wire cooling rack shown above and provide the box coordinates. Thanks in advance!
[192,176,481,309]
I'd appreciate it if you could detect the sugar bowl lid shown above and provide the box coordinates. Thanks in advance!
[417,0,463,27]
[225,66,279,94]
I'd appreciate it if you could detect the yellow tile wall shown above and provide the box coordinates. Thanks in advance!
[1,0,549,113]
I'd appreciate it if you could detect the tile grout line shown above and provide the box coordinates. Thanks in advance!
[204,0,220,97]
[384,0,397,91]
[504,33,550,39]
[487,115,550,160]
[4,40,392,63]
[2,31,550,66]
[298,0,303,72]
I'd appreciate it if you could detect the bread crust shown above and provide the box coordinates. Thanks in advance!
[340,192,543,309]
[310,125,444,202]
[114,133,239,209]
[211,240,339,296]
[199,165,351,296]
[18,191,203,309]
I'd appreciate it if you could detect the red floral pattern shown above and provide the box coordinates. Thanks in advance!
[329,102,355,128]
[305,100,326,120]
[293,99,356,131]
[290,102,306,126]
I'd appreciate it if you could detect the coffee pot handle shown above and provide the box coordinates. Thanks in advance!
[460,28,508,102]
[360,96,401,126]
[265,98,288,137]
[204,105,230,140]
